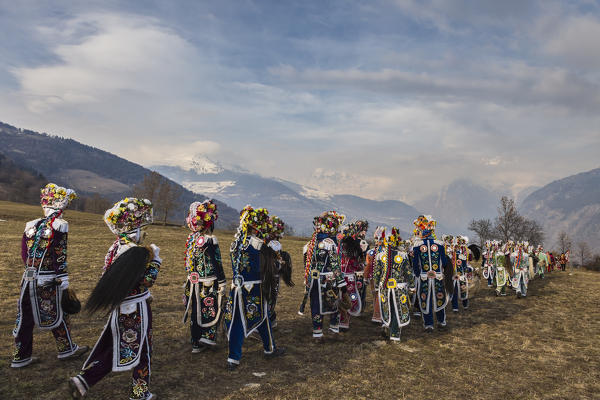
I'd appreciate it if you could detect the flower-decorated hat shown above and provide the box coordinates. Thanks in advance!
[239,205,272,240]
[40,183,77,210]
[186,199,218,232]
[373,226,386,243]
[413,215,436,238]
[313,210,345,235]
[386,227,402,247]
[268,215,285,241]
[104,197,153,235]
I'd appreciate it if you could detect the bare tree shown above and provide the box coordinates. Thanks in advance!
[516,218,544,246]
[576,241,591,268]
[557,231,572,254]
[468,218,494,247]
[155,178,183,225]
[494,196,523,243]
[133,171,162,203]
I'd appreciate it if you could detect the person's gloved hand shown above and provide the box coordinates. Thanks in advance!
[150,244,162,263]
[59,277,69,290]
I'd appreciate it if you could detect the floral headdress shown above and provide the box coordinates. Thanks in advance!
[186,200,218,232]
[385,227,401,247]
[373,226,386,243]
[238,205,272,240]
[413,215,436,238]
[104,197,153,235]
[344,220,368,240]
[267,215,285,241]
[442,234,454,245]
[40,183,77,211]
[313,210,345,235]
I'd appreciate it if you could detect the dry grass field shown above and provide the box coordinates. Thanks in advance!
[1,200,599,399]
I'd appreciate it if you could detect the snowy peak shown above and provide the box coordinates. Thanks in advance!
[189,155,224,175]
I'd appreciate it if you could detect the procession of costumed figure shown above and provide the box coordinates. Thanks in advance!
[69,198,161,400]
[411,215,453,331]
[224,206,286,370]
[12,183,88,368]
[373,228,415,342]
[182,200,226,353]
[511,241,530,298]
[338,220,368,331]
[265,215,294,328]
[482,240,496,287]
[364,227,386,323]
[302,211,350,340]
[448,236,474,313]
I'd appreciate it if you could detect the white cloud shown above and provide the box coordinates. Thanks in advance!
[542,14,600,70]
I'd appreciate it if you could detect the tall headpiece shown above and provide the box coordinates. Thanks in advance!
[268,215,285,241]
[40,183,77,211]
[313,211,345,235]
[386,227,401,247]
[239,205,271,240]
[373,226,386,243]
[104,197,153,235]
[413,215,436,238]
[186,199,218,232]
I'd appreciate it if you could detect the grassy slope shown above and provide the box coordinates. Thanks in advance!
[0,201,599,400]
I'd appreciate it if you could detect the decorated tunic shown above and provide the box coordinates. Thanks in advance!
[340,243,365,316]
[494,252,509,288]
[224,236,268,338]
[482,249,495,281]
[374,247,414,329]
[412,238,448,314]
[304,235,346,315]
[83,242,161,372]
[511,250,529,291]
[450,245,473,301]
[15,216,69,334]
[183,234,226,329]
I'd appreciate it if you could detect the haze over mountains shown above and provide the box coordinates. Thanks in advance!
[1,121,598,250]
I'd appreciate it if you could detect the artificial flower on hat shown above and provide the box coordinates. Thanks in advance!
[104,197,153,235]
[186,199,218,232]
[40,183,78,210]
[313,210,345,235]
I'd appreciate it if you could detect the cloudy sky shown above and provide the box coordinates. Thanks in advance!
[1,0,599,203]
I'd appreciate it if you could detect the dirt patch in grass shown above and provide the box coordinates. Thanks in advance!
[1,201,599,399]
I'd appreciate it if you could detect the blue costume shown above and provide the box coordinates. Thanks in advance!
[411,215,449,331]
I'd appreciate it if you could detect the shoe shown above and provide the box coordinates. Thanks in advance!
[312,336,324,344]
[61,345,90,361]
[516,292,521,298]
[495,291,500,297]
[339,326,349,333]
[68,376,86,399]
[413,311,421,317]
[424,326,434,333]
[227,361,238,371]
[11,356,39,368]
[452,309,459,313]
[192,344,208,354]
[264,347,286,359]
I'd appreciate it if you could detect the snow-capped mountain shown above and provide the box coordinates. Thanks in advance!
[152,156,421,236]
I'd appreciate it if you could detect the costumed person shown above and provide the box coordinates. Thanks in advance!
[364,227,386,324]
[338,220,368,331]
[265,215,294,328]
[559,253,567,272]
[511,241,530,298]
[535,245,546,279]
[69,198,161,400]
[411,215,452,332]
[224,206,286,370]
[482,240,496,287]
[373,228,414,342]
[182,200,226,353]
[12,183,89,368]
[449,236,473,312]
[302,211,350,341]
[495,241,513,296]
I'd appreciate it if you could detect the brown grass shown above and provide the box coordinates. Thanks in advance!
[1,200,599,399]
